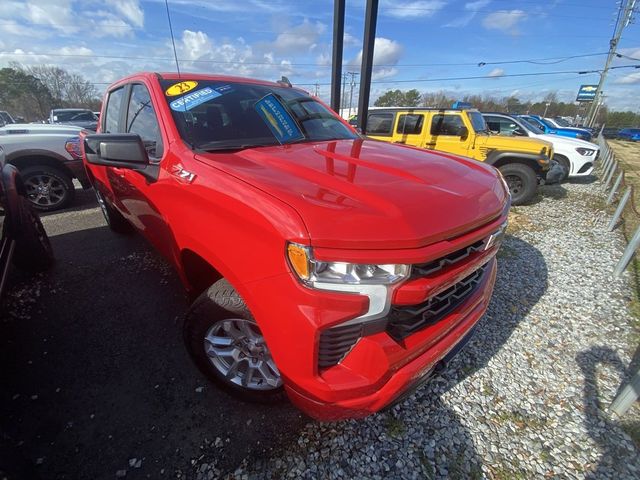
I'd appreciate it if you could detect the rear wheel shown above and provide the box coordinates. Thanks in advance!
[95,189,132,233]
[12,196,54,272]
[499,163,537,205]
[183,279,285,403]
[21,165,75,212]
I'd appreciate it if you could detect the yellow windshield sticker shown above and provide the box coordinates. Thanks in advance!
[165,81,198,96]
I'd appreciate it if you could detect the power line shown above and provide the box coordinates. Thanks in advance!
[0,50,613,69]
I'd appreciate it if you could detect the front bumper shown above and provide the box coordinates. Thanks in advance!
[244,214,506,421]
[286,259,496,420]
[542,160,565,185]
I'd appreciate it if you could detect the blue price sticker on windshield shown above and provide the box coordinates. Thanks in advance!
[254,94,304,144]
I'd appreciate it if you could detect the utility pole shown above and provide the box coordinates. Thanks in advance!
[357,0,379,134]
[340,73,348,117]
[347,71,359,119]
[587,0,638,127]
[330,0,345,112]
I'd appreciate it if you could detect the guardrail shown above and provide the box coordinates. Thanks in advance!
[593,134,639,418]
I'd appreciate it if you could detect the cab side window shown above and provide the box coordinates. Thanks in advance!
[126,84,164,161]
[367,113,394,136]
[397,114,424,135]
[104,87,124,133]
[431,114,465,136]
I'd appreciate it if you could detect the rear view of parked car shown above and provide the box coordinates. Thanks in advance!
[49,108,98,131]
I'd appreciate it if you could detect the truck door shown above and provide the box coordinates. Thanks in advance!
[109,83,174,259]
[424,113,473,157]
[392,113,426,147]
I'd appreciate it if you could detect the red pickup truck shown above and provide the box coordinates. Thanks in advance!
[81,72,509,420]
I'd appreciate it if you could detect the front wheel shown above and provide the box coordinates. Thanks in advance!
[499,163,537,205]
[555,156,571,182]
[95,189,132,234]
[183,279,285,403]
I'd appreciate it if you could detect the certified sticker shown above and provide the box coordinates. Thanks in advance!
[170,87,221,111]
[165,81,198,96]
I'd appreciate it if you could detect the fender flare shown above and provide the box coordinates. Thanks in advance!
[484,151,544,173]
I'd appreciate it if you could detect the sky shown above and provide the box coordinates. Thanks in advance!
[0,0,639,112]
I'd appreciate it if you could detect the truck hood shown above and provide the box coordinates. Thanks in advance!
[195,138,508,249]
[481,134,552,154]
[535,133,600,151]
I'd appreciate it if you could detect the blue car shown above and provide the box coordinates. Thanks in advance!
[518,115,593,142]
[618,128,640,142]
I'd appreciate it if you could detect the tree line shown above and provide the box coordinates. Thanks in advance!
[373,89,640,128]
[0,64,101,121]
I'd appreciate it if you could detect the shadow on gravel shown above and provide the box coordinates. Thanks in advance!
[566,174,597,185]
[576,346,640,478]
[0,224,305,480]
[405,234,549,476]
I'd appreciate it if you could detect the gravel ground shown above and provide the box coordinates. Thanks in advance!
[205,176,640,480]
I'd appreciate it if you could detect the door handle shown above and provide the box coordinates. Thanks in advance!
[111,167,126,177]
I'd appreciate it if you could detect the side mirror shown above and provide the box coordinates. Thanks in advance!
[459,126,469,140]
[84,133,158,182]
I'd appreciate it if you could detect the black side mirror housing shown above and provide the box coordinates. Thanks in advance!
[84,134,159,182]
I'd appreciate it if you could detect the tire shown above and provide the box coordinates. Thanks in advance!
[12,195,54,272]
[95,189,132,234]
[21,165,75,212]
[555,155,571,182]
[498,163,537,206]
[183,278,286,403]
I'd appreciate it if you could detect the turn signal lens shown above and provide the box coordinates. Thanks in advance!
[287,243,310,281]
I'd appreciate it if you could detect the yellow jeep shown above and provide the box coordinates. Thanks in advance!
[365,107,557,205]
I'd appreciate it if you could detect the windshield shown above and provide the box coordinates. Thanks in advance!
[160,80,357,150]
[536,117,554,129]
[553,117,571,127]
[54,110,97,122]
[468,111,488,133]
[519,117,544,134]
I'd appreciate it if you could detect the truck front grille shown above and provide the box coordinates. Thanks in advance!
[386,265,487,342]
[411,239,484,278]
[318,323,363,368]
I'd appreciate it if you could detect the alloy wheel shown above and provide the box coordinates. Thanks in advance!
[24,174,66,208]
[204,319,282,390]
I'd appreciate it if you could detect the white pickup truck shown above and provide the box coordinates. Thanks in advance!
[483,113,598,181]
[0,124,90,211]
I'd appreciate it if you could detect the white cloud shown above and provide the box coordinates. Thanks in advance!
[25,0,75,32]
[270,19,326,54]
[488,68,504,78]
[614,72,640,85]
[105,0,144,28]
[445,0,490,27]
[383,0,447,19]
[348,37,403,81]
[482,9,526,34]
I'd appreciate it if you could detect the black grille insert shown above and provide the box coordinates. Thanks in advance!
[411,240,484,278]
[387,265,486,341]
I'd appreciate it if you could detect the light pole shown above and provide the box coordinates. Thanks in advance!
[543,102,550,118]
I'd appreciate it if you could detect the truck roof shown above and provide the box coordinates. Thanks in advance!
[366,107,480,113]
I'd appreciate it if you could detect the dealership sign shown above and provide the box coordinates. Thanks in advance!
[576,85,598,102]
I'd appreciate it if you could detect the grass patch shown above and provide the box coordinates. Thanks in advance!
[597,141,640,345]
[489,466,528,480]
[506,208,539,234]
[492,410,548,430]
[384,415,406,438]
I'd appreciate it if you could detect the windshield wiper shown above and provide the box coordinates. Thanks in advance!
[195,140,279,152]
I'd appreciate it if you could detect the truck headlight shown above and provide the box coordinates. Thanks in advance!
[576,147,595,156]
[287,243,409,287]
[287,242,410,324]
